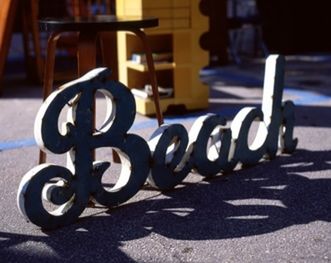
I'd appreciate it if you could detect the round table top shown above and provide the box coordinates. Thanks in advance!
[39,15,158,32]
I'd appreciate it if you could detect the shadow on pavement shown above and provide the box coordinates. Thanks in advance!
[1,149,330,262]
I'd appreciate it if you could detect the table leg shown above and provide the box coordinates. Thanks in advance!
[40,31,98,164]
[131,29,164,126]
[77,32,97,76]
[42,32,61,100]
[39,32,61,164]
[77,32,98,161]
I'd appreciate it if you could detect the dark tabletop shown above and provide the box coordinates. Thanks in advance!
[39,15,158,32]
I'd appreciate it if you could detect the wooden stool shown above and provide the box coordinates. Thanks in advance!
[39,15,164,163]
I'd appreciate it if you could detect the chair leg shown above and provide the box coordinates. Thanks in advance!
[39,32,61,164]
[77,32,97,76]
[131,29,164,126]
[42,32,61,100]
[77,32,98,160]
[99,32,118,80]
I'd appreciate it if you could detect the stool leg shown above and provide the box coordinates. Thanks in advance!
[78,32,120,163]
[77,32,98,160]
[42,32,61,101]
[77,32,97,75]
[99,32,118,81]
[39,32,61,164]
[131,29,164,126]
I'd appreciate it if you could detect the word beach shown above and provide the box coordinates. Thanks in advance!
[17,55,297,229]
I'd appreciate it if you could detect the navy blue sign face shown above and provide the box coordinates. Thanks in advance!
[17,55,297,230]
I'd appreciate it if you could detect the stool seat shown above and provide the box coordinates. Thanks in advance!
[39,15,158,32]
[38,15,164,164]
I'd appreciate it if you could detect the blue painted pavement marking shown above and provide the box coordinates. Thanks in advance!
[0,138,36,151]
[284,87,331,105]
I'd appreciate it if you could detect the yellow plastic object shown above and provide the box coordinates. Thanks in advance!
[116,0,209,115]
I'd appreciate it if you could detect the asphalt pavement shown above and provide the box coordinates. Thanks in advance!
[0,56,330,262]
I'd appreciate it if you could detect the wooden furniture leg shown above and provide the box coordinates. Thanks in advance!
[40,31,98,164]
[42,33,61,100]
[77,32,97,76]
[99,32,118,81]
[132,29,164,126]
[78,31,122,163]
[39,32,61,164]
[78,32,98,161]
